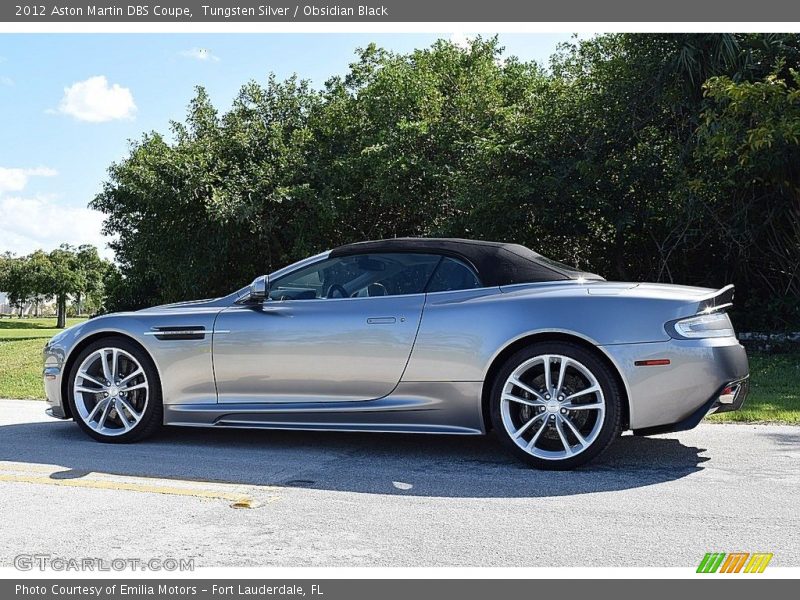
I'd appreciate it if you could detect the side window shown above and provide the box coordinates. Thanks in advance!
[426,257,482,293]
[269,253,441,300]
[269,264,328,300]
[363,254,440,297]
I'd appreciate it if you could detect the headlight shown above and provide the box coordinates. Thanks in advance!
[669,312,735,339]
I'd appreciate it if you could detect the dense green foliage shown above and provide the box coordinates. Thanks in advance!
[92,34,800,330]
[0,246,114,327]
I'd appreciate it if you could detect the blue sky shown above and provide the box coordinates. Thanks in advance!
[0,33,575,259]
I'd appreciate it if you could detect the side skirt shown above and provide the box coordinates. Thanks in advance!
[163,381,486,435]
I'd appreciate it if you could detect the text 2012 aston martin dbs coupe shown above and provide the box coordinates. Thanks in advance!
[43,238,748,469]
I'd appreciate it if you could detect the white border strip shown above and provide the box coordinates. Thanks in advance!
[1,22,799,33]
[1,16,797,583]
[2,566,800,579]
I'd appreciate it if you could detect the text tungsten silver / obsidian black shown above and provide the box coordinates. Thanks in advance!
[199,5,389,18]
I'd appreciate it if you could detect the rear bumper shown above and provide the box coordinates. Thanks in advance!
[713,377,749,415]
[602,337,749,431]
[632,376,749,436]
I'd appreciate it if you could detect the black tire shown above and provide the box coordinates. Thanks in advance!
[490,341,622,470]
[67,336,163,443]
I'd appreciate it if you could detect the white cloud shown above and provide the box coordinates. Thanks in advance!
[0,166,112,258]
[0,76,13,87]
[0,166,57,194]
[56,75,137,122]
[0,195,110,258]
[180,47,220,62]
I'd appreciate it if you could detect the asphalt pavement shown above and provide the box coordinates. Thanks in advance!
[0,399,797,567]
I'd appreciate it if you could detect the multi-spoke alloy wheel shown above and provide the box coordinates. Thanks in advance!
[490,342,622,470]
[68,337,162,442]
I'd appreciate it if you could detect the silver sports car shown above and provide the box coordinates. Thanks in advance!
[43,238,749,469]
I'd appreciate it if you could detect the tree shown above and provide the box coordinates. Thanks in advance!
[90,34,800,331]
[0,245,113,327]
[45,245,116,328]
[73,245,109,315]
[45,247,82,328]
[3,256,37,316]
[91,77,319,309]
[24,250,56,317]
[0,252,14,309]
[696,68,800,327]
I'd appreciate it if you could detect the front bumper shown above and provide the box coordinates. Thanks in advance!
[43,344,70,420]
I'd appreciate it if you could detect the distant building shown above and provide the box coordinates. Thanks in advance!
[0,292,57,316]
[0,291,13,315]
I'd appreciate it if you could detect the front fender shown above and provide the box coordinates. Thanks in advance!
[44,309,224,420]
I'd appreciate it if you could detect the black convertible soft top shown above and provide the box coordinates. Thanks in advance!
[329,238,603,287]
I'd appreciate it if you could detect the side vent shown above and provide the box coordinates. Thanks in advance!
[145,326,207,341]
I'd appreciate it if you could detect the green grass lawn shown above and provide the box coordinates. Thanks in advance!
[0,317,86,399]
[0,317,797,424]
[708,351,800,425]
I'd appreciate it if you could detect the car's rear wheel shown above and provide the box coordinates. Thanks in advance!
[490,341,622,470]
[67,337,162,443]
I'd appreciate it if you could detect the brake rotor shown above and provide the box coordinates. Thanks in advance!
[516,372,592,446]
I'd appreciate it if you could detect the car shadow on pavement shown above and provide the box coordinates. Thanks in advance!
[0,420,709,498]
[765,428,800,448]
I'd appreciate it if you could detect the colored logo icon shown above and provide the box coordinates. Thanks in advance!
[697,552,773,573]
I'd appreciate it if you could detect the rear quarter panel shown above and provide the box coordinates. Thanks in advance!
[402,282,700,382]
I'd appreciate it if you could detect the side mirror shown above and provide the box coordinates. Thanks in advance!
[249,275,269,302]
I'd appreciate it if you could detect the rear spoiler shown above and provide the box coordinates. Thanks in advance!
[697,284,735,314]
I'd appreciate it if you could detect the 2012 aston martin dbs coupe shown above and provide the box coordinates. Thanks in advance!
[43,238,749,469]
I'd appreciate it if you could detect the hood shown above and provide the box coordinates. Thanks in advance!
[135,289,244,313]
[138,298,220,311]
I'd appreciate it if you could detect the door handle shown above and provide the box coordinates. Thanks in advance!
[261,305,290,314]
[367,317,397,325]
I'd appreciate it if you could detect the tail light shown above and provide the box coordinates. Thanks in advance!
[668,312,735,340]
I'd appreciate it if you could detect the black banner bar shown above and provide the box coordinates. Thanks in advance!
[3,0,800,22]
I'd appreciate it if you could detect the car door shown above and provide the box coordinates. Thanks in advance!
[212,253,441,403]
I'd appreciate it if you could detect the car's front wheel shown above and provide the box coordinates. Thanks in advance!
[67,336,162,443]
[490,342,622,470]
